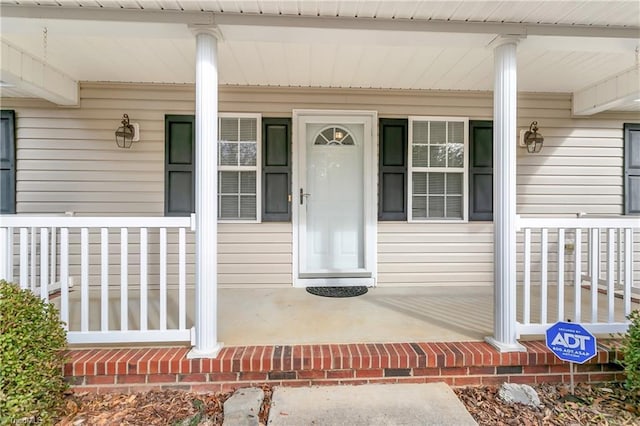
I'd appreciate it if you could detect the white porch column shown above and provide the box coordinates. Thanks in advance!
[486,36,526,353]
[188,27,223,359]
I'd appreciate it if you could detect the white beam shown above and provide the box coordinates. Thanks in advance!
[0,39,78,106]
[486,36,526,353]
[573,66,640,115]
[188,26,223,359]
[2,5,639,39]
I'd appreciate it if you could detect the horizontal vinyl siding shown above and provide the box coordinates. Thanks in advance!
[377,222,494,287]
[2,83,637,289]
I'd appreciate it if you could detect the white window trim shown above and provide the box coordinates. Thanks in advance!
[218,112,262,223]
[408,116,469,223]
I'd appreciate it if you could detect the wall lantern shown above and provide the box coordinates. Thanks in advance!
[519,121,544,153]
[115,114,140,149]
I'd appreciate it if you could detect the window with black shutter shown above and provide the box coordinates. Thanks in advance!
[624,123,640,215]
[164,115,195,216]
[469,120,493,221]
[262,118,291,221]
[378,119,408,221]
[1,110,16,214]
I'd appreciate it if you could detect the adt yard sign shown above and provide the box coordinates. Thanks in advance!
[545,322,597,364]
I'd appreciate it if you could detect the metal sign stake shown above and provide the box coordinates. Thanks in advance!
[569,362,575,394]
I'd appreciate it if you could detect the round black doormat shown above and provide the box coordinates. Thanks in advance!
[305,286,368,298]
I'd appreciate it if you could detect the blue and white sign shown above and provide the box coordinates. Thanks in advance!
[545,322,597,364]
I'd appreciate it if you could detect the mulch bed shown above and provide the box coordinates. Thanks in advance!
[455,383,640,425]
[56,383,639,425]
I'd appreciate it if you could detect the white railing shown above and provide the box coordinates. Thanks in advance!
[0,216,194,345]
[516,216,639,336]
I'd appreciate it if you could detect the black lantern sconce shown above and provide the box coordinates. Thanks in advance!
[519,121,544,153]
[115,114,139,149]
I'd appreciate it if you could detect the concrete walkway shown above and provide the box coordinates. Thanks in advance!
[267,383,477,425]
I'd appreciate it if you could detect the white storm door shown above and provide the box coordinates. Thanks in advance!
[295,112,377,285]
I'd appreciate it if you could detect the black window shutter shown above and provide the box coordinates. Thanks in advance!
[624,123,640,215]
[0,110,16,214]
[262,118,291,221]
[379,119,408,221]
[165,115,195,216]
[469,120,493,221]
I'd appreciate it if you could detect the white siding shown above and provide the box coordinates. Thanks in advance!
[2,82,637,288]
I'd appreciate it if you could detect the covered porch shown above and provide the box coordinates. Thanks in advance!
[1,1,639,358]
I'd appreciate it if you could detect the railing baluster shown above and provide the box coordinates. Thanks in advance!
[617,228,623,287]
[30,227,36,291]
[60,228,69,330]
[541,228,548,324]
[574,229,582,323]
[19,228,28,289]
[140,228,148,331]
[50,227,57,285]
[120,228,128,332]
[101,228,109,332]
[160,227,167,331]
[40,228,49,302]
[607,228,615,323]
[81,228,89,332]
[6,227,13,283]
[179,227,186,331]
[624,228,632,316]
[0,227,7,281]
[590,228,599,322]
[523,228,531,324]
[557,228,565,322]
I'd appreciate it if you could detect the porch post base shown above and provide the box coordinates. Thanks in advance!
[187,342,224,359]
[484,336,527,353]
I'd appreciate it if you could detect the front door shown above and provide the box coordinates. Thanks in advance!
[294,111,377,287]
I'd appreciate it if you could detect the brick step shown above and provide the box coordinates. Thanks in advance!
[65,340,624,394]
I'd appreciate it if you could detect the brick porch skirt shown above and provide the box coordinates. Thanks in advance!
[65,340,624,394]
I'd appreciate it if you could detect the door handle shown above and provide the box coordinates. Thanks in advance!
[300,188,311,205]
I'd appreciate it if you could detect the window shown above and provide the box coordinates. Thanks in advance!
[408,117,468,221]
[624,123,640,215]
[218,114,261,221]
[1,110,16,214]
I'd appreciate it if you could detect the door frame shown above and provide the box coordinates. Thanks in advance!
[292,109,378,288]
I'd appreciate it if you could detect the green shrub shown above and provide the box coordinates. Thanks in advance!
[618,309,640,393]
[0,280,68,423]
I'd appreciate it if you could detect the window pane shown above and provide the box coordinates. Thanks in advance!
[446,173,462,195]
[412,196,427,219]
[429,196,445,217]
[220,142,238,166]
[412,145,428,167]
[240,142,257,166]
[448,143,464,168]
[429,146,446,167]
[428,173,445,195]
[240,171,256,194]
[239,118,257,141]
[430,121,446,144]
[220,195,239,218]
[413,121,428,144]
[413,172,427,195]
[446,196,462,219]
[220,171,239,194]
[240,195,257,219]
[220,118,239,141]
[448,121,464,144]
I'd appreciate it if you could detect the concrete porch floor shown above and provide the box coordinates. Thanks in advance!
[60,284,638,347]
[219,286,494,346]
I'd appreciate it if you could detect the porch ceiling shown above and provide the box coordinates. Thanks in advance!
[1,1,639,112]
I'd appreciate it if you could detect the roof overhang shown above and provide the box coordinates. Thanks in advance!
[1,2,639,114]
